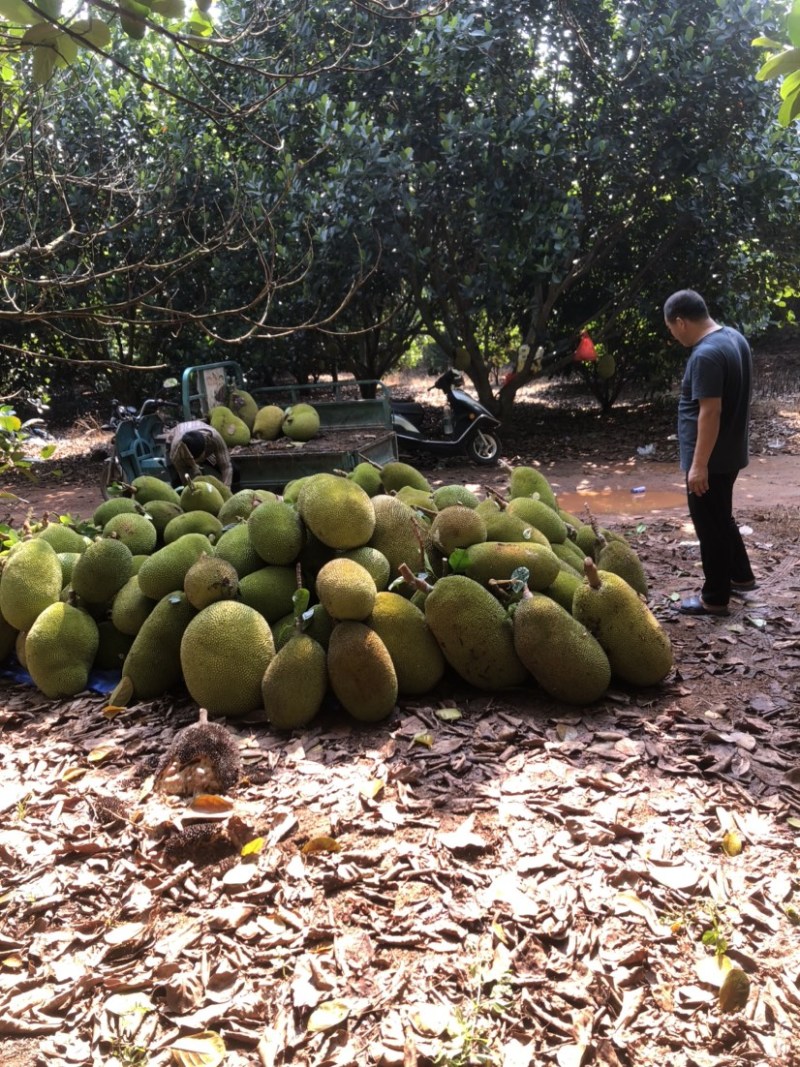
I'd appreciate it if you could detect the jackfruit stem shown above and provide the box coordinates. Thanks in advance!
[584,558,601,588]
[397,562,433,594]
[483,484,509,508]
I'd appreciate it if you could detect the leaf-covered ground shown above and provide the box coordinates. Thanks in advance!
[1,367,800,1067]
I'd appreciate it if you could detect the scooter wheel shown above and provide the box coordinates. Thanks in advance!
[467,430,501,465]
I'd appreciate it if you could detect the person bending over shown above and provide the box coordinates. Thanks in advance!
[168,420,233,488]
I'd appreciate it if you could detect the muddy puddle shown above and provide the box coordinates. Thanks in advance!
[556,487,686,516]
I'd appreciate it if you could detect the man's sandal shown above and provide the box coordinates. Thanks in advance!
[678,596,730,617]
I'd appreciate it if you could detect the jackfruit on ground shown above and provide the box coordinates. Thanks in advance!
[94,620,134,671]
[181,601,275,718]
[71,537,134,605]
[368,494,425,578]
[252,404,285,441]
[297,473,376,550]
[572,562,673,687]
[327,621,398,721]
[348,462,383,497]
[184,554,239,610]
[238,566,297,623]
[544,568,583,612]
[137,534,214,601]
[35,523,89,554]
[214,524,264,578]
[193,474,232,502]
[14,629,27,669]
[103,512,158,556]
[210,405,251,446]
[432,484,480,510]
[512,593,610,705]
[380,461,431,494]
[141,500,183,541]
[93,497,142,527]
[26,603,99,698]
[155,720,243,796]
[180,480,225,515]
[550,540,586,573]
[430,505,487,554]
[248,501,304,565]
[482,509,542,544]
[558,508,584,530]
[597,539,649,598]
[226,387,259,431]
[273,602,333,652]
[114,591,196,703]
[596,352,616,379]
[282,403,320,442]
[575,524,602,560]
[506,498,567,544]
[508,466,559,510]
[367,591,445,696]
[315,557,377,621]
[0,538,63,630]
[218,489,276,525]
[341,546,391,592]
[424,575,527,690]
[131,476,181,507]
[164,510,223,544]
[450,541,560,592]
[262,632,328,729]
[111,575,156,636]
[395,485,437,515]
[57,552,81,588]
[282,476,310,505]
[296,529,337,576]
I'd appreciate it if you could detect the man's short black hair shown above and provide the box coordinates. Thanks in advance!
[664,289,709,323]
[181,430,208,459]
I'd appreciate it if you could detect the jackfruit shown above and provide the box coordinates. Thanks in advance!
[248,501,304,565]
[14,629,27,669]
[482,510,540,544]
[575,524,602,560]
[0,538,63,631]
[180,480,225,515]
[513,593,610,705]
[282,477,311,505]
[102,512,158,556]
[273,603,333,652]
[430,505,487,555]
[380,462,431,494]
[558,508,584,530]
[193,474,232,502]
[184,554,239,609]
[368,495,425,578]
[296,530,337,576]
[596,352,616,380]
[218,489,276,525]
[572,560,673,687]
[111,575,156,636]
[36,523,89,554]
[94,621,134,672]
[141,500,183,541]
[131,476,181,507]
[137,534,214,601]
[226,387,259,431]
[550,539,586,572]
[262,632,328,729]
[544,568,583,612]
[450,541,560,592]
[348,462,383,497]
[214,524,263,578]
[252,404,285,441]
[93,497,142,527]
[57,552,81,588]
[114,591,196,703]
[506,498,567,544]
[238,566,297,623]
[297,473,375,550]
[155,719,242,796]
[315,558,377,620]
[210,405,251,447]
[424,575,527,690]
[395,485,437,515]
[432,484,480,510]
[327,621,398,721]
[282,403,320,442]
[26,603,99,699]
[70,537,134,606]
[164,511,223,544]
[341,546,391,592]
[508,466,559,510]
[180,601,275,718]
[597,539,649,599]
[368,591,445,696]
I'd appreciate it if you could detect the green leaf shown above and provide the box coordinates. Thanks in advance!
[778,85,800,126]
[755,47,800,83]
[789,0,800,49]
[0,0,41,24]
[292,587,310,618]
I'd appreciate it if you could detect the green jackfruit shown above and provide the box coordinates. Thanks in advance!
[482,510,541,544]
[341,546,391,592]
[450,541,560,592]
[111,575,156,636]
[262,632,328,729]
[141,500,183,541]
[70,537,133,605]
[544,568,583,612]
[131,476,181,507]
[210,405,251,447]
[273,603,333,652]
[115,591,196,703]
[596,353,616,379]
[348,462,383,497]
[368,495,425,578]
[424,575,527,690]
[94,621,134,672]
[103,512,158,556]
[513,593,610,705]
[226,387,259,431]
[137,534,214,601]
[252,404,285,441]
[26,603,99,699]
[36,523,89,554]
[297,473,375,550]
[327,621,398,721]
[380,461,431,494]
[550,539,586,573]
[248,501,304,565]
[0,539,63,630]
[238,566,297,623]
[181,601,275,718]
[282,477,311,505]
[506,498,567,544]
[282,403,320,442]
[14,630,27,669]
[93,497,142,527]
[193,474,233,502]
[164,511,223,544]
[575,524,602,560]
[180,480,225,515]
[395,486,437,514]
[218,489,276,525]
[597,539,649,599]
[315,558,377,620]
[57,552,81,588]
[430,505,487,554]
[432,484,480,510]
[508,466,558,510]
[214,524,263,578]
[184,554,239,609]
[572,561,673,687]
[368,591,445,696]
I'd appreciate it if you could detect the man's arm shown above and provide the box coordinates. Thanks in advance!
[687,396,722,496]
[208,433,233,488]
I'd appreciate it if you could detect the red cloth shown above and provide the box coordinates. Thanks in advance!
[573,333,598,362]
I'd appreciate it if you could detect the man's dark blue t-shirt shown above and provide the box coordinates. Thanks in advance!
[677,326,752,473]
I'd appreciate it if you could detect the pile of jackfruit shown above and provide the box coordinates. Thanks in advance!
[210,385,321,448]
[0,460,673,723]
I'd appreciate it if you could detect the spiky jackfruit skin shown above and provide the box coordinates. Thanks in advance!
[119,591,196,702]
[141,500,183,542]
[573,567,673,687]
[544,568,583,612]
[184,555,239,610]
[163,510,223,544]
[111,575,156,636]
[238,566,297,623]
[508,466,559,510]
[94,621,134,672]
[71,538,134,607]
[432,484,480,510]
[26,603,99,699]
[596,353,616,380]
[102,513,158,556]
[367,592,445,696]
[327,621,398,721]
[252,404,285,441]
[575,524,602,560]
[181,601,275,718]
[218,489,276,525]
[482,510,539,544]
[210,405,251,447]
[348,462,383,497]
[380,462,431,494]
[282,477,311,505]
[597,540,649,599]
[156,721,243,796]
[297,473,376,550]
[262,633,328,729]
[395,486,437,515]
[513,594,610,705]
[273,603,333,652]
[214,524,264,579]
[248,501,304,565]
[282,403,320,442]
[431,506,487,555]
[180,481,225,516]
[368,495,425,579]
[137,534,214,601]
[315,558,377,621]
[36,523,89,554]
[506,498,568,544]
[226,387,259,431]
[424,575,527,691]
[550,540,586,573]
[558,508,584,530]
[452,542,560,592]
[0,539,63,631]
[131,476,181,507]
[341,546,391,592]
[57,552,81,588]
[193,474,232,502]
[93,497,142,527]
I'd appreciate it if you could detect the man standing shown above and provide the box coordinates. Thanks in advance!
[664,289,756,617]
[167,420,233,488]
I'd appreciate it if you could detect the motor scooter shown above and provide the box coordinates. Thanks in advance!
[389,368,502,465]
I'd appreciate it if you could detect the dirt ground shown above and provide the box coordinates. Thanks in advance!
[1,383,800,1067]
